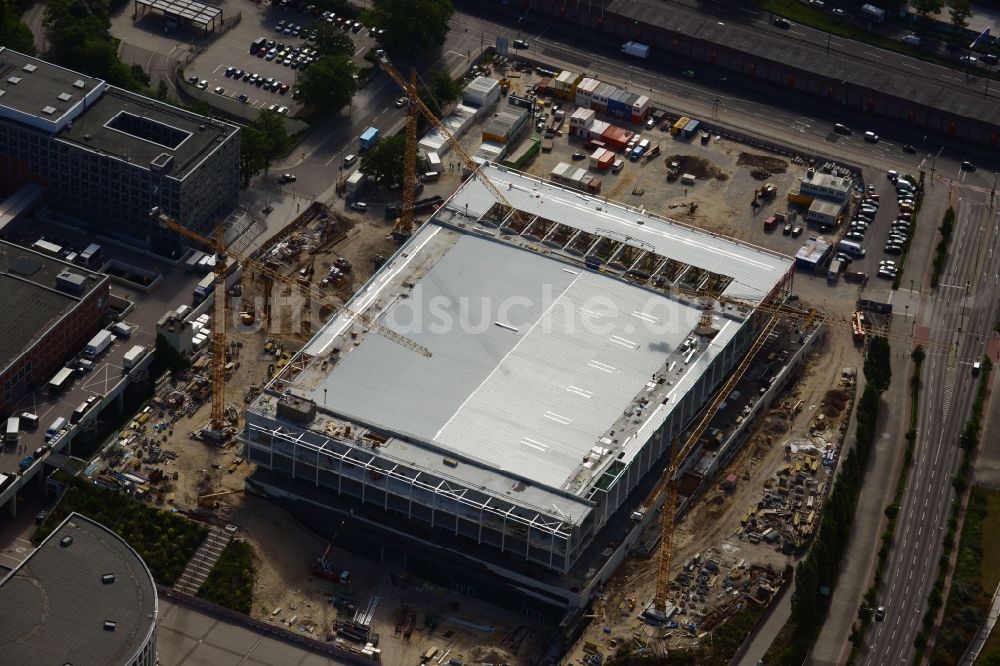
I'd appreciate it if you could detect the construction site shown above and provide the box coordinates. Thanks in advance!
[56,54,924,665]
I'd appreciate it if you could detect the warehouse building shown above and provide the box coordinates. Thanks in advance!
[0,48,240,255]
[521,0,1000,145]
[244,164,794,622]
[0,240,109,415]
[0,512,158,666]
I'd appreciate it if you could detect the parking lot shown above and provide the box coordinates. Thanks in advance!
[0,219,215,478]
[185,1,379,115]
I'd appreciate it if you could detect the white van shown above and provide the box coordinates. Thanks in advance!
[839,239,866,257]
[20,412,39,428]
[343,154,358,167]
[111,322,132,338]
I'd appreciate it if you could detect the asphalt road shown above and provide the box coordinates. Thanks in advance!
[860,188,1000,664]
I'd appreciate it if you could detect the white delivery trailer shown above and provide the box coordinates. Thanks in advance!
[123,345,147,371]
[621,41,650,58]
[345,171,365,197]
[6,417,19,444]
[83,330,114,359]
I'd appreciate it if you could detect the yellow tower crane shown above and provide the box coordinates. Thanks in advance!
[149,208,431,433]
[392,68,419,240]
[378,58,532,232]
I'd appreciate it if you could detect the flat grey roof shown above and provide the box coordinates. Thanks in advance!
[0,49,104,126]
[0,513,157,666]
[609,0,999,125]
[303,232,716,491]
[271,166,790,516]
[58,87,238,178]
[0,240,105,374]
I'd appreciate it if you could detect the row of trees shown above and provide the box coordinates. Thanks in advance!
[912,0,973,29]
[777,337,892,664]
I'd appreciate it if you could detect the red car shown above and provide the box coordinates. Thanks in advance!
[279,83,290,94]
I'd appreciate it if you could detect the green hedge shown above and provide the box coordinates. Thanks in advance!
[930,207,956,289]
[35,475,207,586]
[197,540,256,615]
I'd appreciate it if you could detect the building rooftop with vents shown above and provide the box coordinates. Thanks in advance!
[0,513,157,666]
[0,49,105,133]
[0,47,238,180]
[0,240,106,375]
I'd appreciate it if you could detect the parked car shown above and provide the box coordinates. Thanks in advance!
[572,152,586,161]
[902,144,916,154]
[864,131,879,143]
[350,201,368,211]
[774,17,791,28]
[961,161,977,171]
[278,173,296,183]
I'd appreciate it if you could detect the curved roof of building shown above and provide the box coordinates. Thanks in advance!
[0,512,157,666]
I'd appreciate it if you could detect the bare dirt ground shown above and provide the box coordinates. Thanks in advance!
[563,327,861,663]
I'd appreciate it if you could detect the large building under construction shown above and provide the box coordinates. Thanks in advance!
[245,164,794,622]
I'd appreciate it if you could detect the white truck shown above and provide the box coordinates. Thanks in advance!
[621,41,650,58]
[122,345,147,371]
[83,330,114,359]
[345,170,365,197]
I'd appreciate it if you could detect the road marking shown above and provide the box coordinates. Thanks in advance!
[942,365,957,421]
[864,51,883,59]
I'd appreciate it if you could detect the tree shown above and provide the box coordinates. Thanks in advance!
[239,111,289,186]
[253,109,290,167]
[293,55,357,114]
[0,0,36,55]
[911,0,943,17]
[239,127,268,187]
[359,134,405,186]
[312,22,354,58]
[949,0,972,29]
[368,0,453,57]
[422,69,460,115]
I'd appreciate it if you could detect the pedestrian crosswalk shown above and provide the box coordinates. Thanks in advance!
[942,365,957,422]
